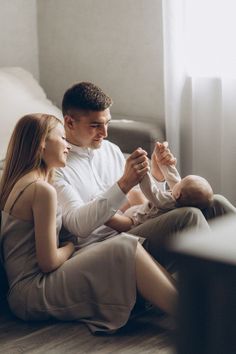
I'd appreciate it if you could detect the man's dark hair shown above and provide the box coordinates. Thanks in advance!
[62,82,113,116]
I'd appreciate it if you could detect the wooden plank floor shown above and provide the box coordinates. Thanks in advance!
[0,301,176,354]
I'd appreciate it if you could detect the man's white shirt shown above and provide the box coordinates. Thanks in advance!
[54,140,128,247]
[54,140,166,247]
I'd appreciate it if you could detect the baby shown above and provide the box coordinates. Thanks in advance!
[106,142,214,230]
[124,168,213,226]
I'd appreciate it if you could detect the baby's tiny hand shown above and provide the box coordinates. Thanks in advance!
[154,141,176,166]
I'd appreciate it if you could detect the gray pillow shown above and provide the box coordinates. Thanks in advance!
[108,119,165,158]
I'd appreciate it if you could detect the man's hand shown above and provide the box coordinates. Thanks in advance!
[151,142,176,181]
[118,148,149,194]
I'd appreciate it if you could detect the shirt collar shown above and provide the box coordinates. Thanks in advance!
[69,143,95,159]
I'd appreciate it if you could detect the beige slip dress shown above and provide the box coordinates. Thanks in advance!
[0,180,139,333]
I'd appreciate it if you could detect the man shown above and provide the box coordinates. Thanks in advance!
[54,82,236,268]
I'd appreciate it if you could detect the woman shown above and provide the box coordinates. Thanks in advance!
[0,113,177,333]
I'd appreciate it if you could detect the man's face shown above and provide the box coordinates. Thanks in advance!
[65,108,111,149]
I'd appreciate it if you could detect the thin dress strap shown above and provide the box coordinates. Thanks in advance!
[8,180,38,215]
[0,180,38,264]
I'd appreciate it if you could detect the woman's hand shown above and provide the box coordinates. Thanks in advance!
[60,241,75,255]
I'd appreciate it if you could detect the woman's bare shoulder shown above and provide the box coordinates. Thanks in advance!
[34,180,56,199]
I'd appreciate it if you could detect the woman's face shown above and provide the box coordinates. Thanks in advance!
[42,123,71,169]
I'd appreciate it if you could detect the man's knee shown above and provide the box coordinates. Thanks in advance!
[174,207,209,230]
[212,194,236,212]
[212,194,228,207]
[205,194,236,219]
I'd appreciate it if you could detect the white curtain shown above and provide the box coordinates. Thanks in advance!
[162,0,236,205]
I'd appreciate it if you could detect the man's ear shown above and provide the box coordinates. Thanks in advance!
[64,115,75,129]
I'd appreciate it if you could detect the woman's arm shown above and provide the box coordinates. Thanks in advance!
[33,181,74,273]
[105,214,133,232]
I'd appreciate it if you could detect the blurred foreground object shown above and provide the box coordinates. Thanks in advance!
[167,215,236,354]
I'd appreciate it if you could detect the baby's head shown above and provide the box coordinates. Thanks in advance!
[172,175,213,209]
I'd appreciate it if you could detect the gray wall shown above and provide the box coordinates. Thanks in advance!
[37,0,164,123]
[0,0,165,123]
[0,0,39,79]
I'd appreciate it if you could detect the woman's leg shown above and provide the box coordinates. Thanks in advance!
[135,243,177,316]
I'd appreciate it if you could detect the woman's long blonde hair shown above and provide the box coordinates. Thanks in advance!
[0,113,62,209]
